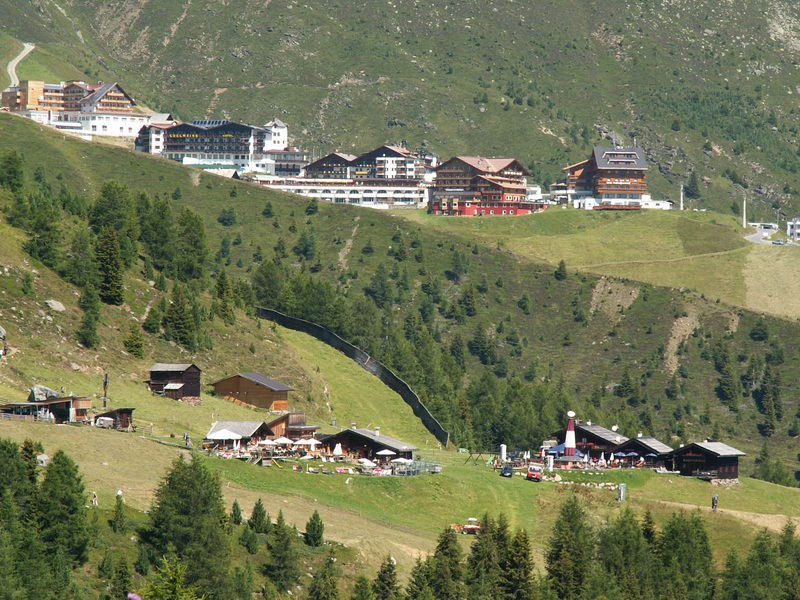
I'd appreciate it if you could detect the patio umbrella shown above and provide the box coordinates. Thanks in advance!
[294,438,313,446]
[358,458,377,468]
[206,429,242,441]
[599,452,606,463]
[306,438,322,446]
[257,439,276,446]
[626,451,639,457]
[391,457,412,464]
[299,454,314,460]
[645,453,657,458]
[273,436,294,445]
[376,449,397,456]
[332,443,343,456]
[614,452,627,458]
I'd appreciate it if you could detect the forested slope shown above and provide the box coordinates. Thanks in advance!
[0,113,798,482]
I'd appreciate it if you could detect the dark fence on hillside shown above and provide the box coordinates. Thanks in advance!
[255,307,450,447]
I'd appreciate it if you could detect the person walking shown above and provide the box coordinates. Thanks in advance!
[711,494,719,512]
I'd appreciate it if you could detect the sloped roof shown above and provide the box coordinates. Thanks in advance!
[575,423,629,444]
[475,175,528,192]
[150,363,197,372]
[593,147,647,170]
[675,441,746,458]
[213,373,293,392]
[455,156,524,174]
[81,82,135,108]
[266,118,287,127]
[616,436,672,455]
[332,428,417,452]
[206,420,269,439]
[304,152,357,170]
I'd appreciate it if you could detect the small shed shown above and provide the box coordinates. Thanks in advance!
[212,373,293,410]
[95,408,135,430]
[322,427,417,460]
[612,435,673,466]
[670,441,746,479]
[149,363,202,399]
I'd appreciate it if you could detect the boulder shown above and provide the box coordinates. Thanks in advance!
[0,324,5,339]
[45,300,66,313]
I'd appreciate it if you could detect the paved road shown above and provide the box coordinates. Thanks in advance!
[5,42,35,89]
[745,227,779,245]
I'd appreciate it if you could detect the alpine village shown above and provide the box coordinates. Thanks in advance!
[2,3,800,600]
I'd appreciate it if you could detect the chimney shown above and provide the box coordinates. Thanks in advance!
[587,420,592,426]
[374,426,380,438]
[350,422,357,430]
[611,425,619,432]
[637,432,643,438]
[679,443,684,448]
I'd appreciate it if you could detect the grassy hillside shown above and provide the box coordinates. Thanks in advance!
[2,0,800,219]
[1,112,799,472]
[397,209,800,319]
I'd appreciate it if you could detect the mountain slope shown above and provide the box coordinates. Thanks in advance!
[2,0,800,218]
[1,113,799,476]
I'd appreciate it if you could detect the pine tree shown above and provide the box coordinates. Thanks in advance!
[95,227,125,305]
[656,511,714,600]
[135,543,151,576]
[0,523,22,600]
[373,555,401,600]
[596,508,655,599]
[685,171,701,199]
[716,347,740,408]
[110,555,132,600]
[143,306,162,334]
[306,198,319,215]
[248,498,270,534]
[718,550,746,600]
[38,450,89,564]
[0,149,24,194]
[305,509,325,547]
[262,201,274,218]
[265,510,300,592]
[428,528,465,600]
[90,181,139,266]
[554,260,568,281]
[215,270,235,325]
[231,499,242,525]
[164,284,196,351]
[155,271,168,291]
[77,284,101,348]
[252,261,286,307]
[239,524,259,554]
[141,555,202,600]
[309,555,339,600]
[546,496,592,600]
[110,494,126,533]
[466,522,500,600]
[122,322,145,358]
[642,510,657,544]
[352,575,375,600]
[499,529,535,600]
[405,558,433,600]
[62,225,98,288]
[173,208,208,282]
[140,457,230,599]
[98,549,115,580]
[231,563,254,600]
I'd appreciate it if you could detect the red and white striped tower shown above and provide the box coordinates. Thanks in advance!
[564,410,577,456]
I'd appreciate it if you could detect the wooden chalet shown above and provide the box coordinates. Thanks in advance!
[321,427,417,460]
[303,152,357,179]
[613,435,673,466]
[350,145,422,180]
[562,147,648,209]
[95,408,135,430]
[555,420,628,455]
[430,156,544,216]
[265,412,319,439]
[148,363,201,399]
[212,373,293,410]
[670,441,745,480]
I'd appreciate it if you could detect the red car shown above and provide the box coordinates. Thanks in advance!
[526,465,543,482]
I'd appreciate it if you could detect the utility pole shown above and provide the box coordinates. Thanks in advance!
[742,195,747,229]
[679,184,684,211]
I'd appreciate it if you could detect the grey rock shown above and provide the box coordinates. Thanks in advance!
[45,299,66,313]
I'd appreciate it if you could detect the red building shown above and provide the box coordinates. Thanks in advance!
[430,156,544,216]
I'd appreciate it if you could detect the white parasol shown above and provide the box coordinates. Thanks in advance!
[257,439,276,446]
[391,457,412,464]
[358,458,377,468]
[273,436,294,445]
[376,449,397,456]
[299,454,314,460]
[332,443,343,456]
[206,429,242,441]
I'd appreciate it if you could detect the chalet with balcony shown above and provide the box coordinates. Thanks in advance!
[430,156,545,216]
[303,152,358,179]
[265,412,319,439]
[563,147,653,210]
[0,385,91,424]
[612,434,673,466]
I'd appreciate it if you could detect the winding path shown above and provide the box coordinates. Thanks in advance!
[6,42,34,89]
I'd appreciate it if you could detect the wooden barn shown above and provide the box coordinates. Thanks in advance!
[321,427,417,460]
[265,412,319,439]
[613,435,673,466]
[670,441,746,480]
[95,408,135,430]
[212,373,293,410]
[555,420,628,455]
[148,363,201,399]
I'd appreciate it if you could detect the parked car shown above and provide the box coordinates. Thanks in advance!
[772,239,787,245]
[500,464,514,478]
[526,464,543,482]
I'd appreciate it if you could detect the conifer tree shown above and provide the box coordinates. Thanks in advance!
[173,208,208,282]
[135,543,151,576]
[262,201,274,218]
[231,499,242,525]
[77,284,101,348]
[141,555,202,600]
[252,261,285,307]
[248,498,269,534]
[143,306,162,334]
[140,457,230,599]
[110,494,126,533]
[265,510,300,592]
[122,322,145,358]
[467,522,500,600]
[428,528,465,600]
[596,509,655,599]
[352,575,376,600]
[0,149,24,194]
[715,346,740,408]
[306,198,319,215]
[499,529,535,600]
[656,511,714,600]
[0,523,22,600]
[62,225,98,288]
[90,181,139,266]
[38,450,89,564]
[685,171,701,199]
[405,558,433,600]
[215,270,235,325]
[95,227,125,305]
[305,509,325,547]
[554,260,568,281]
[718,549,746,600]
[309,555,339,600]
[546,496,592,600]
[239,524,259,554]
[373,555,401,600]
[164,284,196,351]
[642,510,657,544]
[98,549,115,580]
[110,555,132,600]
